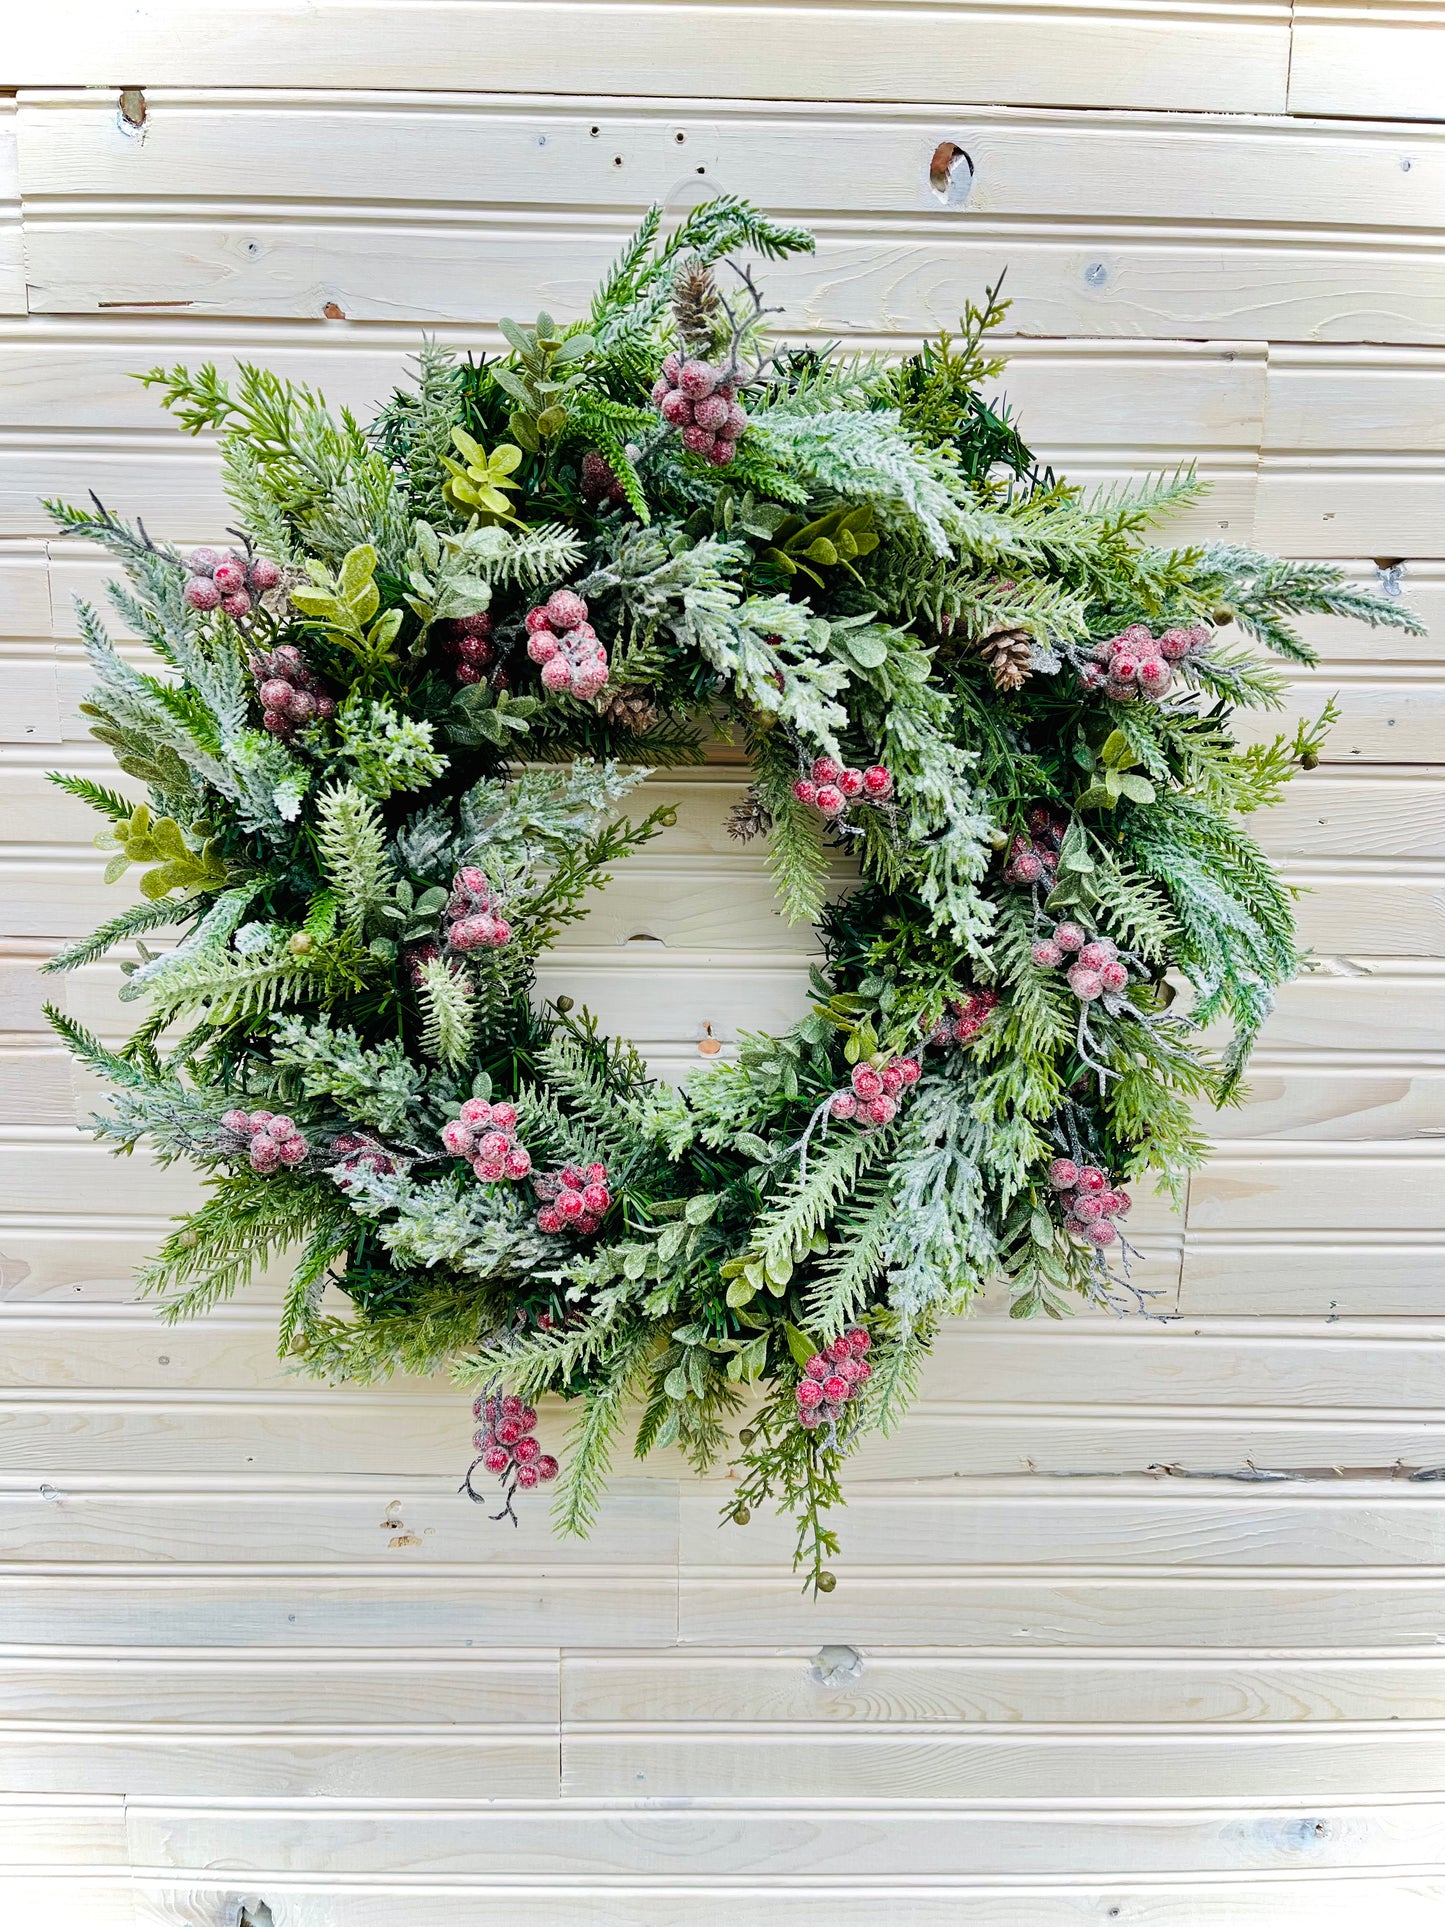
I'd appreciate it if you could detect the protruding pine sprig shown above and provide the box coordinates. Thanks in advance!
[417,958,476,1069]
[41,896,192,974]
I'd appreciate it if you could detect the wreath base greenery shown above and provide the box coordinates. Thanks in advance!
[45,198,1420,1587]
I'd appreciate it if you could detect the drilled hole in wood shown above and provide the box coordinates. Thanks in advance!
[928,141,972,205]
[626,931,664,945]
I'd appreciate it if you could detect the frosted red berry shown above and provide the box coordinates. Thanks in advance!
[1032,939,1063,968]
[1048,1158,1079,1189]
[1068,965,1104,1001]
[850,1065,884,1100]
[811,757,842,786]
[863,1094,897,1125]
[829,1091,858,1120]
[792,779,818,806]
[796,1378,825,1410]
[1078,938,1118,968]
[822,1374,851,1403]
[482,1445,511,1474]
[804,1354,830,1381]
[1076,1166,1108,1193]
[1099,960,1129,993]
[1054,923,1086,953]
[813,784,845,816]
[861,765,893,798]
[836,767,864,798]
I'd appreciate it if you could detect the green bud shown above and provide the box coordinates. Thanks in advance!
[554,995,574,1013]
[732,1506,751,1526]
[738,1427,756,1447]
[288,931,314,955]
[1300,750,1319,771]
[816,1570,837,1593]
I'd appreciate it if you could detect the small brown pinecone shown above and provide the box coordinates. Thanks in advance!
[671,257,723,351]
[596,686,660,733]
[726,787,773,842]
[976,627,1034,691]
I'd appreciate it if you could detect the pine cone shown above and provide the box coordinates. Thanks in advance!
[976,627,1034,692]
[596,686,660,733]
[726,787,773,842]
[671,257,722,351]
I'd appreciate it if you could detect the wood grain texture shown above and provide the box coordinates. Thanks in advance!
[6,6,1295,112]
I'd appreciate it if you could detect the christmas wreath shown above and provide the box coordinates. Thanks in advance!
[46,199,1419,1587]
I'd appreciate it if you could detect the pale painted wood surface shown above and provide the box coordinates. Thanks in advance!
[2,9,1445,1919]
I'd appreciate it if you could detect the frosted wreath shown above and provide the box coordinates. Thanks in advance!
[45,199,1420,1588]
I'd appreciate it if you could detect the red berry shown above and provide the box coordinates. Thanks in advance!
[660,389,694,427]
[850,1065,883,1101]
[503,1147,533,1180]
[524,605,556,634]
[185,576,222,611]
[249,557,282,591]
[186,548,221,576]
[792,779,818,806]
[895,1058,921,1086]
[681,424,716,457]
[1053,923,1085,953]
[811,757,842,786]
[482,1445,511,1474]
[536,1207,562,1234]
[1078,938,1118,968]
[706,440,737,467]
[677,360,719,400]
[537,1455,559,1482]
[813,784,846,816]
[545,590,588,631]
[1099,960,1129,992]
[836,1356,863,1385]
[472,1160,505,1182]
[212,560,246,595]
[489,1102,518,1130]
[651,375,672,405]
[797,1378,825,1410]
[822,1374,850,1403]
[1031,939,1063,968]
[718,404,748,442]
[847,1328,871,1354]
[861,765,893,799]
[557,1189,585,1221]
[692,395,730,432]
[1048,1158,1079,1189]
[495,1416,524,1445]
[1009,851,1043,883]
[798,1408,821,1430]
[222,1109,253,1135]
[1076,1166,1108,1193]
[827,1334,853,1363]
[880,1061,905,1094]
[1085,1219,1118,1247]
[662,352,681,383]
[1068,965,1104,1001]
[460,1099,494,1126]
[836,768,864,798]
[582,1183,610,1215]
[1110,1190,1132,1217]
[278,1135,308,1166]
[1070,1193,1105,1225]
[560,1167,586,1190]
[513,1435,541,1465]
[804,1355,830,1381]
[863,1094,897,1125]
[829,1091,858,1121]
[586,1163,608,1185]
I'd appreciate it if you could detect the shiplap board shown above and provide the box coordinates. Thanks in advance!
[1290,1,1445,121]
[5,5,1296,113]
[121,1793,1445,1875]
[112,1884,1445,1927]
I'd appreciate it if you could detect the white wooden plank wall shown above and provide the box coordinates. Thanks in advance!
[2,10,1445,1922]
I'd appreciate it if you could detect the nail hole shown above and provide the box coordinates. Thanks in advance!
[590,125,600,137]
[696,166,706,175]
[613,155,624,167]
[675,132,686,144]
[928,140,973,206]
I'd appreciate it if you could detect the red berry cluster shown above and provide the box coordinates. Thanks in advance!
[525,591,609,700]
[222,1108,310,1175]
[1003,804,1068,887]
[534,1162,611,1236]
[1029,926,1131,1002]
[445,866,512,952]
[184,546,282,620]
[1081,622,1209,699]
[652,354,747,467]
[925,987,1001,1049]
[434,613,495,687]
[792,756,894,820]
[827,1054,921,1128]
[443,1098,532,1183]
[250,644,336,739]
[1047,1158,1132,1249]
[329,1133,398,1186]
[796,1328,872,1429]
[473,1391,559,1489]
[580,450,630,509]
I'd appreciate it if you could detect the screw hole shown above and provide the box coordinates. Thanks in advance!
[613,155,623,167]
[590,125,600,136]
[928,140,973,205]
[675,132,686,144]
[696,165,706,175]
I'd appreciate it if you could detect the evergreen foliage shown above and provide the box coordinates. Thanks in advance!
[47,198,1420,1589]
